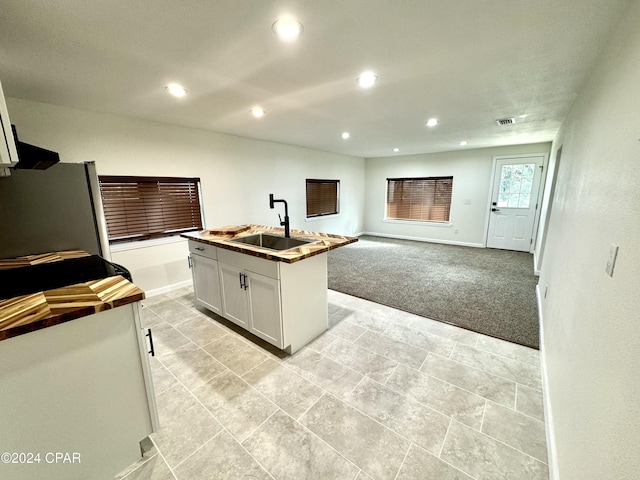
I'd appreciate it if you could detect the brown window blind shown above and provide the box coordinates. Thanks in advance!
[99,176,203,244]
[386,176,453,222]
[306,179,339,217]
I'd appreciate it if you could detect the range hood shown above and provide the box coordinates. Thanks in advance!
[0,79,59,175]
[11,125,60,170]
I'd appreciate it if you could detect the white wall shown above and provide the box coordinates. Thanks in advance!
[537,1,640,478]
[7,98,365,294]
[364,143,550,246]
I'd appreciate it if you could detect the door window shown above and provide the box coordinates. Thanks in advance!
[497,163,535,208]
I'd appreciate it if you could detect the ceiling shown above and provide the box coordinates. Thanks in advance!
[0,1,629,158]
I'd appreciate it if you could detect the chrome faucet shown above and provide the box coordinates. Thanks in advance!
[269,194,290,238]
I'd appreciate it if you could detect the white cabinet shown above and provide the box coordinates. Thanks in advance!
[219,262,249,328]
[219,259,282,348]
[188,239,329,354]
[188,241,222,315]
[191,253,222,315]
[0,80,19,177]
[246,272,282,346]
[0,303,158,480]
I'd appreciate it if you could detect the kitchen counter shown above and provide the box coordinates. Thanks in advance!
[1,293,155,480]
[0,251,145,341]
[1,250,156,480]
[184,225,356,353]
[181,224,358,264]
[0,249,90,270]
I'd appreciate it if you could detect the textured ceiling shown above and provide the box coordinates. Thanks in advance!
[0,1,630,158]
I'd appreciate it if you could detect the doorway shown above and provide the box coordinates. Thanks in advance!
[486,155,545,252]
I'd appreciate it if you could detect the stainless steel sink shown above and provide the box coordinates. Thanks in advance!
[230,233,314,252]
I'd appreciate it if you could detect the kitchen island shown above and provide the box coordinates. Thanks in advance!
[182,225,357,353]
[0,252,157,480]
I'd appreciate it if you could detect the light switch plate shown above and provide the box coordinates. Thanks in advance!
[605,244,619,277]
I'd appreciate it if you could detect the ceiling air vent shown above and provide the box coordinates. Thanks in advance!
[496,117,516,126]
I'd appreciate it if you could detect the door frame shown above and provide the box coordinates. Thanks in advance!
[535,146,562,273]
[483,152,549,253]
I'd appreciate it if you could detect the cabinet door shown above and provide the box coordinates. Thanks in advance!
[219,262,249,328]
[132,303,159,432]
[247,272,283,348]
[191,254,222,315]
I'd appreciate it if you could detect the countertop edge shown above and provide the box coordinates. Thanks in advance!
[0,276,145,342]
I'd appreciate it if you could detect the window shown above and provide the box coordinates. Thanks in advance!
[306,179,339,218]
[99,176,203,244]
[386,176,453,222]
[497,163,536,208]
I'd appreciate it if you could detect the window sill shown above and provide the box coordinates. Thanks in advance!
[109,235,187,253]
[383,218,452,228]
[305,213,341,222]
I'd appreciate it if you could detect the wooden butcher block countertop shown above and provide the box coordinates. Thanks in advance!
[0,249,90,270]
[182,224,358,264]
[0,251,144,341]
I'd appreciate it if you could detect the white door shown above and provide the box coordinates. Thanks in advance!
[486,156,544,251]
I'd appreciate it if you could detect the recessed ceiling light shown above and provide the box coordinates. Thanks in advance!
[357,71,378,89]
[425,118,439,127]
[341,132,350,139]
[165,83,187,97]
[459,141,468,146]
[250,107,265,118]
[519,114,528,119]
[393,148,400,152]
[272,18,304,41]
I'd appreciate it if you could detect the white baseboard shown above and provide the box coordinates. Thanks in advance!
[145,279,193,298]
[536,284,560,480]
[358,231,485,249]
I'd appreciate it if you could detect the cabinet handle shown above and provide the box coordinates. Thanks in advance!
[195,247,205,251]
[243,273,248,290]
[239,272,245,289]
[146,328,155,357]
[187,255,192,269]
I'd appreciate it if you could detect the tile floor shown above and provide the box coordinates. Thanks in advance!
[116,286,548,480]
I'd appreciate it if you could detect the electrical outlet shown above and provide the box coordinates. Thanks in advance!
[605,244,619,277]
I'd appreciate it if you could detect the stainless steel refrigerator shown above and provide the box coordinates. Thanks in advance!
[0,161,111,260]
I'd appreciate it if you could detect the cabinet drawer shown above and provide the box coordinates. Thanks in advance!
[188,240,217,259]
[218,248,279,279]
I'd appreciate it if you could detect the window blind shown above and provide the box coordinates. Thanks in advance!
[386,176,453,222]
[99,176,203,243]
[306,179,339,217]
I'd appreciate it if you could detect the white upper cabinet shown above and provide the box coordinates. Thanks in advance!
[0,80,19,177]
